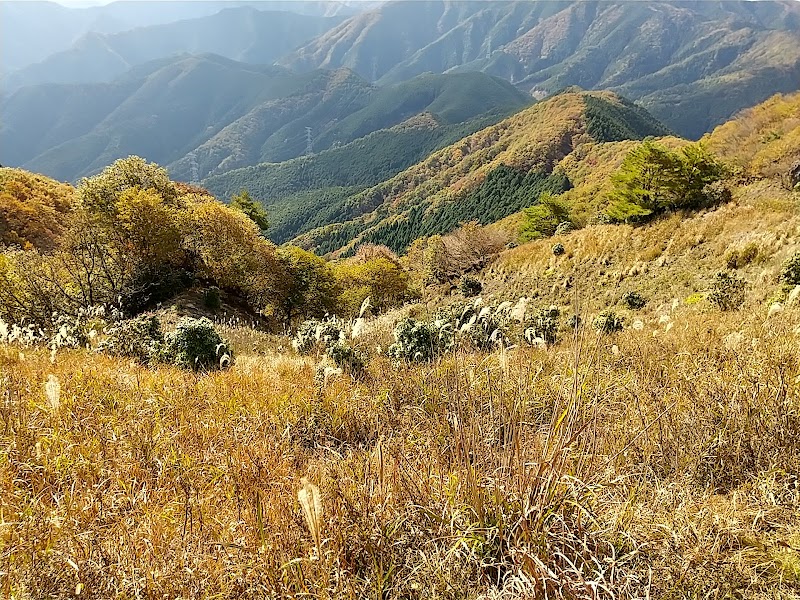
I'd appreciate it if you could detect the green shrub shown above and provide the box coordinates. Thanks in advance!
[459,276,483,297]
[519,193,574,241]
[100,314,164,364]
[203,287,222,311]
[525,305,560,345]
[326,340,366,378]
[593,311,624,334]
[605,142,728,223]
[552,243,565,256]
[388,317,454,362]
[293,319,344,354]
[708,271,747,311]
[621,291,647,310]
[779,252,800,285]
[163,317,232,371]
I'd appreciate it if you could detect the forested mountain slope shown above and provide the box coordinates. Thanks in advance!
[289,90,673,255]
[0,58,530,183]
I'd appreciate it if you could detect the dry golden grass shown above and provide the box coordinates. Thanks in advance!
[2,295,800,598]
[488,180,800,315]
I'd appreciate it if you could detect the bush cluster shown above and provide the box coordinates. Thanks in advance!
[326,340,366,378]
[593,311,624,334]
[459,276,483,297]
[779,252,800,286]
[100,314,164,364]
[101,315,232,370]
[621,291,647,310]
[708,271,747,311]
[387,317,454,362]
[525,305,561,345]
[163,317,233,371]
[293,319,344,354]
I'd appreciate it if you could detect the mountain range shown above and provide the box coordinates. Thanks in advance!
[279,0,800,138]
[0,54,531,182]
[0,0,372,75]
[1,0,798,191]
[3,7,344,91]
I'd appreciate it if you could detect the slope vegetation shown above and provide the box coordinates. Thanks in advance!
[291,90,672,255]
[0,168,75,251]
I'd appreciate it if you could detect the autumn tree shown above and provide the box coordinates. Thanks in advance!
[275,246,340,324]
[335,254,412,316]
[77,155,178,212]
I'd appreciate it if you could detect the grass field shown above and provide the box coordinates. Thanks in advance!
[3,297,800,598]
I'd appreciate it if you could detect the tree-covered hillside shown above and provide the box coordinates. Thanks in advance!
[0,60,531,184]
[290,90,674,255]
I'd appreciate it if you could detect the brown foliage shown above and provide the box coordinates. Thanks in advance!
[0,168,75,251]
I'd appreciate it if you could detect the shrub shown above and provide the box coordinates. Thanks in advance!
[459,276,483,297]
[605,142,727,223]
[448,301,511,350]
[593,311,624,334]
[555,221,574,236]
[526,306,560,345]
[779,252,800,285]
[702,181,732,206]
[708,271,747,311]
[568,314,582,330]
[326,340,366,378]
[621,291,647,310]
[519,193,574,241]
[100,314,163,364]
[725,243,760,270]
[204,287,222,311]
[163,317,232,371]
[293,319,344,355]
[49,309,109,351]
[552,243,565,256]
[387,317,454,362]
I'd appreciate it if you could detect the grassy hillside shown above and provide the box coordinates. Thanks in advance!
[2,94,800,599]
[279,0,800,138]
[704,91,800,182]
[291,90,672,255]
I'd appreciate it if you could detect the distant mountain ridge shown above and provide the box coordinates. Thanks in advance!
[278,0,800,138]
[0,55,532,183]
[0,0,374,75]
[3,7,344,91]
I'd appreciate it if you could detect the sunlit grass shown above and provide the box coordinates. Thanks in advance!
[2,301,799,598]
